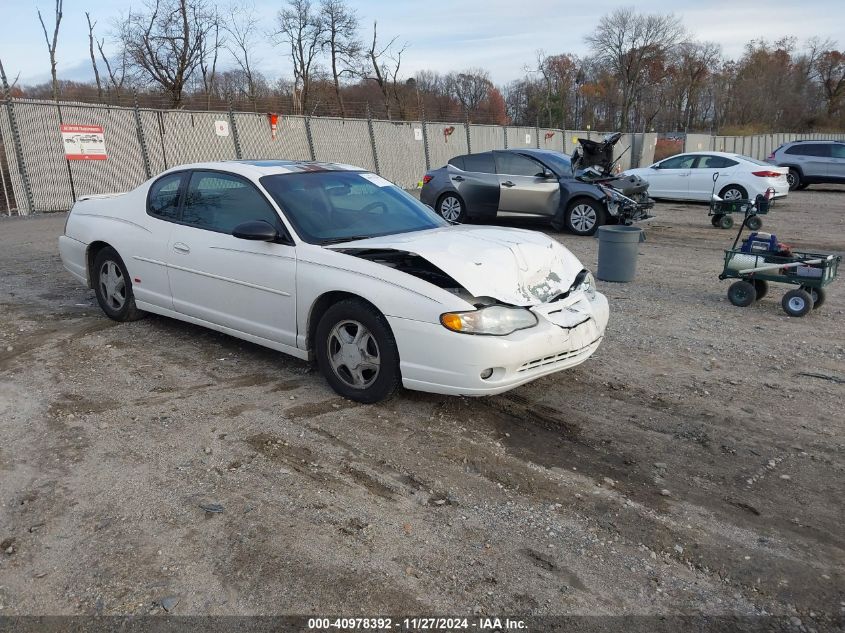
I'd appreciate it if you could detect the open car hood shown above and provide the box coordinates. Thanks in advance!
[330,225,584,306]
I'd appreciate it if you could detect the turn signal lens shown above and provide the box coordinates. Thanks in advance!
[440,313,463,331]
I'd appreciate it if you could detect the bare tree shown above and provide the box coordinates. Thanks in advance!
[197,8,224,108]
[366,21,406,119]
[224,3,261,108]
[587,8,685,130]
[119,0,214,107]
[274,0,324,114]
[97,25,130,99]
[319,0,360,117]
[814,49,845,117]
[37,0,63,101]
[86,13,104,100]
[447,68,493,114]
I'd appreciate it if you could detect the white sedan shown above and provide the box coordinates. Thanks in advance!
[59,160,609,403]
[624,151,789,202]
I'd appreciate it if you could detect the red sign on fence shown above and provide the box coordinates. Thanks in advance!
[61,124,107,160]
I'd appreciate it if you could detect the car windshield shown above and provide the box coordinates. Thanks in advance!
[260,171,448,244]
[534,152,573,177]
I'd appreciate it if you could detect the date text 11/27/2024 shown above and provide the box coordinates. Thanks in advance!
[307,617,528,631]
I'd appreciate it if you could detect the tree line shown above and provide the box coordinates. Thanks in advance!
[2,1,844,133]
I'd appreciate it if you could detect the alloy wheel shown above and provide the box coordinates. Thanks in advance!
[722,188,743,201]
[570,204,598,232]
[99,260,126,311]
[326,320,381,389]
[439,196,462,222]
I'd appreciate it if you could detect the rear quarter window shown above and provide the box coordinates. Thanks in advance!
[448,156,466,170]
[147,173,184,220]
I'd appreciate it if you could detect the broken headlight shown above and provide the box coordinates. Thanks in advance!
[570,270,596,301]
[440,305,538,336]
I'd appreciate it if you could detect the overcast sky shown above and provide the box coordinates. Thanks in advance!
[1,0,841,87]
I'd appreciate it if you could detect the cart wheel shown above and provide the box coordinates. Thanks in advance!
[719,215,734,229]
[807,287,826,309]
[711,214,723,227]
[752,279,769,300]
[782,289,814,317]
[746,216,762,231]
[728,280,757,307]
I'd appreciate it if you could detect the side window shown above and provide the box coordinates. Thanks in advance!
[448,156,465,170]
[659,154,698,169]
[182,171,280,234]
[698,155,738,168]
[147,173,184,220]
[786,144,830,157]
[462,152,496,174]
[494,152,545,177]
[830,144,845,159]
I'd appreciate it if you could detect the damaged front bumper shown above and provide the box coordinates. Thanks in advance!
[389,291,609,396]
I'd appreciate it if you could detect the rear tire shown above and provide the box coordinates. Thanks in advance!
[807,287,826,309]
[782,289,813,317]
[92,247,145,322]
[719,214,735,229]
[711,214,723,227]
[719,184,748,201]
[786,169,801,191]
[565,198,605,236]
[728,280,756,307]
[315,298,400,403]
[436,193,467,223]
[752,279,769,300]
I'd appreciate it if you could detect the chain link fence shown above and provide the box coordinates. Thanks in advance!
[2,96,844,215]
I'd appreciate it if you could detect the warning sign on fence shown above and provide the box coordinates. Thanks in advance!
[61,125,107,160]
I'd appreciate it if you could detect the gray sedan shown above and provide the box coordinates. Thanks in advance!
[420,149,620,235]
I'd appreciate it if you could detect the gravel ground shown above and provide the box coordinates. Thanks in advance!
[0,187,843,628]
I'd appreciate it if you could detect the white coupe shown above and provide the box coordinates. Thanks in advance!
[59,161,609,402]
[624,151,789,202]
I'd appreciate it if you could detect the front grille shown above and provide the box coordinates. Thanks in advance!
[516,338,601,373]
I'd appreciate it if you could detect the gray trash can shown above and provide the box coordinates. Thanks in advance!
[596,225,645,282]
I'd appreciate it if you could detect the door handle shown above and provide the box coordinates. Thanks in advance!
[452,175,465,182]
[173,242,190,254]
[502,181,515,187]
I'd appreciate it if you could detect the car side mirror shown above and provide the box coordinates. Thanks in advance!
[232,220,281,242]
[541,169,555,179]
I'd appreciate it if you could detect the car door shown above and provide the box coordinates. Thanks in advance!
[786,143,830,179]
[448,153,499,216]
[687,155,739,201]
[828,143,845,180]
[492,152,560,215]
[645,154,698,199]
[165,170,297,347]
[131,171,188,310]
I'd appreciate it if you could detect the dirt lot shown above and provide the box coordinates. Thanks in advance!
[0,188,843,627]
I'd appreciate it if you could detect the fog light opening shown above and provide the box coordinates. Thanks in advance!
[480,368,494,380]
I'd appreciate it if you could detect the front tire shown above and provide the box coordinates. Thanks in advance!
[728,280,756,307]
[719,214,735,229]
[315,299,400,403]
[719,184,748,201]
[782,289,813,317]
[565,198,605,236]
[92,247,145,322]
[746,215,762,231]
[436,194,467,223]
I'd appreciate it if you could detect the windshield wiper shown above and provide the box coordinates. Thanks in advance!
[320,235,374,245]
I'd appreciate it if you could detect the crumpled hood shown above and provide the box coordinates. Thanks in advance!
[330,225,584,306]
